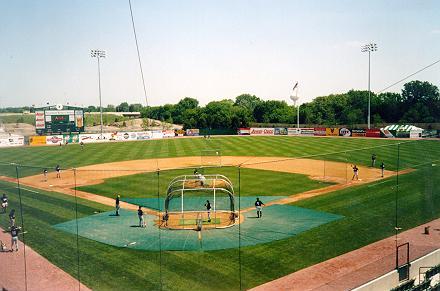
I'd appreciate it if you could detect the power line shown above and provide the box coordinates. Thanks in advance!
[128,0,149,107]
[378,58,440,93]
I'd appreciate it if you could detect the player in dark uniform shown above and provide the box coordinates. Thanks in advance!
[205,200,212,222]
[380,162,385,178]
[1,194,8,213]
[138,206,145,227]
[10,225,20,251]
[115,195,120,216]
[352,165,359,181]
[55,165,61,178]
[255,198,265,218]
[9,209,16,228]
[371,154,377,167]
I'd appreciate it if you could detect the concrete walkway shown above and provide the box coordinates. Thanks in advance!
[0,226,90,291]
[251,219,440,291]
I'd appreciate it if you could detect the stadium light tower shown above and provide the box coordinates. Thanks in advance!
[290,82,300,130]
[361,43,378,129]
[90,49,106,138]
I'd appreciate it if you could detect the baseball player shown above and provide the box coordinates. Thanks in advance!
[1,194,8,213]
[55,165,61,178]
[9,209,16,228]
[371,154,377,167]
[380,162,385,178]
[115,195,120,216]
[255,198,265,218]
[10,225,21,252]
[205,200,212,222]
[352,165,359,181]
[138,206,146,227]
[43,168,48,181]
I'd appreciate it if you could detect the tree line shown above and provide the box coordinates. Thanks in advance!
[145,80,440,128]
[2,80,439,129]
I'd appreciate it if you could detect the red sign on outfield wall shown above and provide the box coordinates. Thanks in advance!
[250,128,275,135]
[314,127,326,136]
[366,129,381,137]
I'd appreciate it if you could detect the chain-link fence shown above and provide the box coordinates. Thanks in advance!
[1,139,439,290]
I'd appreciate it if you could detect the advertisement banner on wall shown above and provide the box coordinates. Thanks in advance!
[287,128,299,135]
[409,130,423,139]
[351,129,366,137]
[314,127,326,136]
[0,135,25,147]
[136,131,153,140]
[274,128,288,135]
[339,128,352,137]
[366,129,381,138]
[186,129,200,136]
[238,128,251,135]
[116,132,138,141]
[63,134,79,144]
[30,135,47,146]
[250,128,275,135]
[151,130,164,139]
[162,130,175,138]
[326,128,340,136]
[46,135,64,145]
[175,129,185,137]
[79,133,111,143]
[299,128,315,136]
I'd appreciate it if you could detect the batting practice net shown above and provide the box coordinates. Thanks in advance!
[162,174,237,230]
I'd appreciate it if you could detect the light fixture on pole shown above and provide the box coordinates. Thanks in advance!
[361,43,378,129]
[90,49,106,139]
[290,82,300,130]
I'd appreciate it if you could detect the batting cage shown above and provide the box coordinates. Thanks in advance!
[161,174,237,230]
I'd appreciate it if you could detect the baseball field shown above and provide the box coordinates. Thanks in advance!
[0,136,439,290]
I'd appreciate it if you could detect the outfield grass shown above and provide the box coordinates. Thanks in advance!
[1,137,439,290]
[77,167,333,199]
[1,136,437,178]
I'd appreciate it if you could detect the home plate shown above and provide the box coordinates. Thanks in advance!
[49,184,53,187]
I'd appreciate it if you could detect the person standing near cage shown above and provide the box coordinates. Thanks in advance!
[1,194,8,213]
[9,209,16,228]
[205,200,212,222]
[138,206,146,227]
[255,198,265,218]
[115,195,120,216]
[351,165,359,181]
[380,162,385,178]
[10,225,21,252]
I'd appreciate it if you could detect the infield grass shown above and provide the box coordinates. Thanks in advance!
[77,167,333,199]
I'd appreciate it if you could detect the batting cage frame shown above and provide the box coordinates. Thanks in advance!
[161,174,237,230]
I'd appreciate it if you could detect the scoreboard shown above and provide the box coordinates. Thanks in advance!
[35,106,85,135]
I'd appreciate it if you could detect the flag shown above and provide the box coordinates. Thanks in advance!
[292,82,298,92]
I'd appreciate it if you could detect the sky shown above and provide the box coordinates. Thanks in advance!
[1,0,439,108]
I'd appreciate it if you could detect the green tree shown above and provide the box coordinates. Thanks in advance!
[116,102,130,112]
[234,94,262,112]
